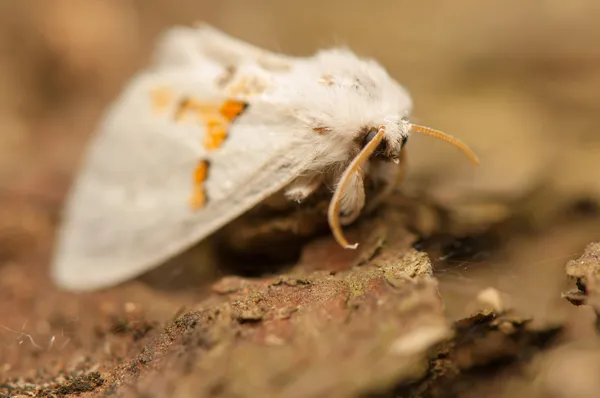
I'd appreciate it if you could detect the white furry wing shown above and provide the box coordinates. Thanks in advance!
[51,59,307,291]
[152,23,293,71]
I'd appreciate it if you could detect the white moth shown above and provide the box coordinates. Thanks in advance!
[51,23,479,291]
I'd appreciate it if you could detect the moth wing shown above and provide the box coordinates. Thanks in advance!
[152,23,294,71]
[51,65,308,291]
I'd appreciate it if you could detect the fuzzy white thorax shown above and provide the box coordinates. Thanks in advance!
[246,48,414,174]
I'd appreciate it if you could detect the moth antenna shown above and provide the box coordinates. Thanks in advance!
[411,124,480,166]
[327,127,386,249]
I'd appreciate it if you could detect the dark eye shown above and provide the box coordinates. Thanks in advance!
[363,129,379,147]
[401,136,408,148]
[363,128,386,155]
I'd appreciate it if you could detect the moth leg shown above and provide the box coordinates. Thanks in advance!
[284,172,324,203]
[365,148,407,213]
[338,170,366,226]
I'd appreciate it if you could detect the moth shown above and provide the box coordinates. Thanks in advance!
[51,23,478,291]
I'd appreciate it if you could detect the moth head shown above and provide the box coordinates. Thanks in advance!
[328,120,480,250]
[360,118,410,164]
[360,118,480,166]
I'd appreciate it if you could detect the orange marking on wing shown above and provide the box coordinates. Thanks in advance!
[190,160,209,209]
[204,116,228,151]
[150,87,174,113]
[173,98,249,210]
[219,100,248,122]
[173,97,249,154]
[174,98,210,123]
[174,98,249,151]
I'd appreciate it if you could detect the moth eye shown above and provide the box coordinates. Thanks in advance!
[401,136,408,148]
[362,128,387,155]
[363,129,379,147]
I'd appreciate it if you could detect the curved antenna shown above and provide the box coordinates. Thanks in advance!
[327,127,386,249]
[411,124,479,166]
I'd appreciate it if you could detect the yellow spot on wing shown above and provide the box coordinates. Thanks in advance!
[204,116,227,151]
[174,98,211,123]
[150,87,173,113]
[190,160,209,209]
[226,76,268,97]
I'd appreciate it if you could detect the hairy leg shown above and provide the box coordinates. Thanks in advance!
[284,172,325,203]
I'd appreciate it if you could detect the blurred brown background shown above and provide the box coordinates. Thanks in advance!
[1,0,600,396]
